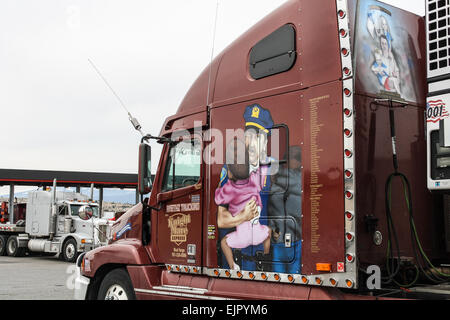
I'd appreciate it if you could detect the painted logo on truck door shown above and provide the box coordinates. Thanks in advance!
[168,213,191,246]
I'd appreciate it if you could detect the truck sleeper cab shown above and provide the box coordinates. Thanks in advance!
[76,0,444,300]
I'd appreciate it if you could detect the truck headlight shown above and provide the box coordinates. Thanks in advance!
[81,239,93,244]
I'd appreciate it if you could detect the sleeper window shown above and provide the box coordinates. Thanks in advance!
[249,24,297,80]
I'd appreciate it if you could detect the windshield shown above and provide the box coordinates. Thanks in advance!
[69,204,99,218]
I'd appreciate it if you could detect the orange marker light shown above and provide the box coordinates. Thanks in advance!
[287,275,294,282]
[274,274,280,281]
[316,263,332,272]
[301,276,308,284]
[346,279,354,288]
[249,272,255,279]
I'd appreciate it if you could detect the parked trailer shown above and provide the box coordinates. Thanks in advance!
[74,0,450,300]
[0,181,111,262]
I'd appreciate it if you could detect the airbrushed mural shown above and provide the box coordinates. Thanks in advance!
[215,104,303,274]
[355,0,419,102]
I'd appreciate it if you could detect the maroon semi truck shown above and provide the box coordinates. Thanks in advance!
[74,0,450,300]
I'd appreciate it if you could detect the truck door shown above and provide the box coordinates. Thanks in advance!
[209,98,300,274]
[252,124,298,272]
[56,205,68,234]
[154,134,203,267]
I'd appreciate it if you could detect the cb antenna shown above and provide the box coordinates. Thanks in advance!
[206,0,219,107]
[88,58,144,137]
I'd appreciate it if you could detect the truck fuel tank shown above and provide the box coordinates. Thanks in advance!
[28,238,46,252]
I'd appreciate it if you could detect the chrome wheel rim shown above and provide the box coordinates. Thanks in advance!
[105,284,128,300]
[65,243,75,260]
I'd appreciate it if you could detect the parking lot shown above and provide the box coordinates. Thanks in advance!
[0,255,76,300]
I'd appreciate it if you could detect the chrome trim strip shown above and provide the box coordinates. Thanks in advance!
[134,288,236,300]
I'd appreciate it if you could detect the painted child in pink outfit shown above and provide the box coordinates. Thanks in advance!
[215,138,271,271]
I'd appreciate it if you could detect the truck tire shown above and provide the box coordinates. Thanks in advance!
[62,238,78,263]
[0,235,8,256]
[97,268,136,300]
[6,236,26,257]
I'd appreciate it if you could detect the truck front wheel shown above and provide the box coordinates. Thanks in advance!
[62,238,78,263]
[97,268,136,300]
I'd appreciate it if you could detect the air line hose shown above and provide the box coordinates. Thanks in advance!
[383,103,450,288]
[383,171,419,287]
[381,105,417,287]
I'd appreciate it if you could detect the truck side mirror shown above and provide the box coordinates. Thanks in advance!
[79,206,93,220]
[138,143,153,194]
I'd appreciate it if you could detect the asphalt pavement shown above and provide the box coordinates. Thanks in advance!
[0,254,76,300]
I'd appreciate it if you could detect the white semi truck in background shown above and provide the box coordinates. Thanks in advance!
[0,180,111,262]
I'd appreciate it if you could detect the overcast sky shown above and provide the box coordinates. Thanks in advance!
[0,0,425,194]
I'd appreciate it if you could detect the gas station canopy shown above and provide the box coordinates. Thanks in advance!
[0,168,138,189]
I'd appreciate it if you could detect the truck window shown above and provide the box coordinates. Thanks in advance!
[249,24,296,80]
[69,204,99,218]
[58,206,68,215]
[161,139,201,192]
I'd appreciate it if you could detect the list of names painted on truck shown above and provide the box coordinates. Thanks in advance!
[309,95,328,254]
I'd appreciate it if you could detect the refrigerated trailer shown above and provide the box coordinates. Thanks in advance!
[74,0,450,300]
